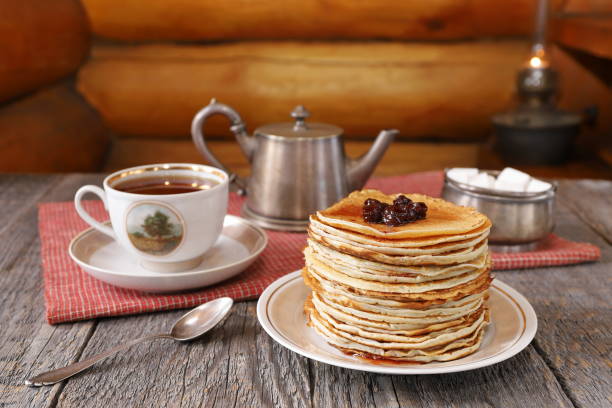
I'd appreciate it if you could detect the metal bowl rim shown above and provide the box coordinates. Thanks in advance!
[443,169,557,203]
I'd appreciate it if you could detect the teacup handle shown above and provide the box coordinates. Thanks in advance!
[191,98,255,195]
[74,185,115,238]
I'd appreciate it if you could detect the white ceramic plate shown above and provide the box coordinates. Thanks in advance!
[257,270,537,375]
[69,215,267,292]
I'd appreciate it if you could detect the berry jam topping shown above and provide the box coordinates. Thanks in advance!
[362,195,427,226]
[362,198,386,223]
[393,195,412,206]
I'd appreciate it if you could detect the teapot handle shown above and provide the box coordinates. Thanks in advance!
[191,98,255,195]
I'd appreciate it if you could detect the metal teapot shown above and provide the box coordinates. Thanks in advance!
[191,99,397,231]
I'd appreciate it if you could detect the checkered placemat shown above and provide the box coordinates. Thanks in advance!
[39,171,600,324]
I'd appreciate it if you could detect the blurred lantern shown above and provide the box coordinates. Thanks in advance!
[491,0,581,165]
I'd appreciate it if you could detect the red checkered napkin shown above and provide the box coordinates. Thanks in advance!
[39,171,600,324]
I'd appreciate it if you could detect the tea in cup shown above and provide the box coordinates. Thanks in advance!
[74,163,229,272]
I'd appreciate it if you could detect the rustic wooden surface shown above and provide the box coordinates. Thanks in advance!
[0,174,610,408]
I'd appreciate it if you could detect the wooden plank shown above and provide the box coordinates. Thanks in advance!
[557,179,612,244]
[82,0,548,41]
[488,194,612,407]
[0,0,89,103]
[308,345,574,407]
[55,301,574,407]
[103,139,479,178]
[56,302,313,407]
[77,41,527,140]
[385,347,573,408]
[0,175,103,407]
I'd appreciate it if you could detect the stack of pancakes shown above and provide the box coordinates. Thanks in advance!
[303,189,493,363]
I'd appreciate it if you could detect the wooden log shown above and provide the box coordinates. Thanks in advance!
[77,41,529,140]
[0,82,110,172]
[552,17,612,60]
[81,0,561,41]
[0,0,90,103]
[560,0,612,13]
[551,45,612,148]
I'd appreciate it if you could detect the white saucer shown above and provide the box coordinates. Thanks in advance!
[69,215,267,292]
[257,270,537,375]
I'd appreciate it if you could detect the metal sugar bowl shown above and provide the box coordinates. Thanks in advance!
[442,169,557,252]
[191,99,398,231]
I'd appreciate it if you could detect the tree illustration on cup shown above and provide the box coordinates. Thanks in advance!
[127,204,184,255]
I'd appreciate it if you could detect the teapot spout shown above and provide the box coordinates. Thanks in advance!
[346,129,398,191]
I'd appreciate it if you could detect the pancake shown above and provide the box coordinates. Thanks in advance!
[312,291,484,330]
[307,297,490,362]
[305,265,492,302]
[317,190,488,239]
[309,298,488,347]
[302,189,493,364]
[308,240,490,278]
[309,221,490,256]
[305,254,487,294]
[309,234,489,266]
[310,214,492,248]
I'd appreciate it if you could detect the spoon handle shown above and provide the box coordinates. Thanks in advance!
[25,333,171,387]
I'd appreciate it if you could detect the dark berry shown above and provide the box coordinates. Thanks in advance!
[393,195,412,206]
[410,202,428,219]
[391,203,412,222]
[363,199,386,223]
[362,196,427,225]
[382,206,403,226]
[364,198,382,210]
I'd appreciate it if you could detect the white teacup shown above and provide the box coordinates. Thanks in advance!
[75,163,229,273]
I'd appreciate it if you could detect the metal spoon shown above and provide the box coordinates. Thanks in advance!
[26,297,233,387]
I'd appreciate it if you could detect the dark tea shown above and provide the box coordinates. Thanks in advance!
[114,175,219,195]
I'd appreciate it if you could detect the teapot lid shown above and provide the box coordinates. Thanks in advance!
[255,105,342,140]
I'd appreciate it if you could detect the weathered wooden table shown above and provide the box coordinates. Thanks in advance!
[1,174,610,408]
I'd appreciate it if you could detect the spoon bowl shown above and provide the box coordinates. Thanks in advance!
[171,297,234,341]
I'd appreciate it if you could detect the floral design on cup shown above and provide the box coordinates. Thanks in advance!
[126,202,184,256]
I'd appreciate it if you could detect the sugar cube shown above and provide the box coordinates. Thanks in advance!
[526,178,552,193]
[493,179,525,192]
[447,168,478,184]
[496,167,531,190]
[468,172,495,189]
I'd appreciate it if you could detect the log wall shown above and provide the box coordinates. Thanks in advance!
[0,83,110,172]
[0,0,90,103]
[81,0,562,41]
[77,41,529,140]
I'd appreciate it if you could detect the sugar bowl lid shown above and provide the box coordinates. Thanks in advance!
[255,106,343,140]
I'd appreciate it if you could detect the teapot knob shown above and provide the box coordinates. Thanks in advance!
[291,105,310,130]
